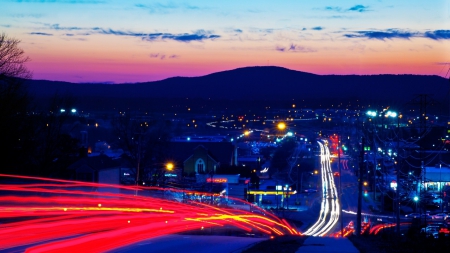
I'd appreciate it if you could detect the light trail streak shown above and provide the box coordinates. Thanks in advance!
[303,141,340,237]
[0,174,298,252]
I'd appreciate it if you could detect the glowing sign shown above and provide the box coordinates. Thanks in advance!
[206,178,228,183]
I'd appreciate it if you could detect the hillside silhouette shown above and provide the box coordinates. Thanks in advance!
[25,66,449,111]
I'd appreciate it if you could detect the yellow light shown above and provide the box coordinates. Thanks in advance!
[98,203,102,207]
[277,122,286,130]
[166,163,174,171]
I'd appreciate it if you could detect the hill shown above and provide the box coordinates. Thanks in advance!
[25,66,449,111]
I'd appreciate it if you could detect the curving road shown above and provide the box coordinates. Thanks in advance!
[303,141,340,236]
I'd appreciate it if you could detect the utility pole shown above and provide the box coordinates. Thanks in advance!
[338,134,343,237]
[135,133,142,196]
[296,164,300,205]
[357,137,365,236]
[396,114,401,234]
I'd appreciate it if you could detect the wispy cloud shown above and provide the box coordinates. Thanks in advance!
[323,4,370,13]
[47,23,83,31]
[150,53,179,60]
[424,30,450,40]
[343,29,450,41]
[276,43,316,53]
[142,30,220,42]
[348,5,369,12]
[11,0,105,3]
[135,2,203,13]
[324,6,342,12]
[344,29,414,40]
[43,24,220,42]
[30,32,53,36]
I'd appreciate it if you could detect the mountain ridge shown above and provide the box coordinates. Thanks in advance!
[25,66,448,108]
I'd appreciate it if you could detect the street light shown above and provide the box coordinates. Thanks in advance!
[166,162,174,171]
[277,122,286,130]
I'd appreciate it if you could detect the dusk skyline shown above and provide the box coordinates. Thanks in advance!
[2,0,449,83]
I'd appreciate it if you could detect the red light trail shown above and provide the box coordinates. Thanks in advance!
[0,174,298,252]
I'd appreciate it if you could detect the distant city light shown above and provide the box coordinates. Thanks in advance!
[60,109,65,113]
[366,111,377,117]
[71,109,76,113]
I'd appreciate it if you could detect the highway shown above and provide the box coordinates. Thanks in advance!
[108,234,266,253]
[0,174,299,252]
[303,141,340,236]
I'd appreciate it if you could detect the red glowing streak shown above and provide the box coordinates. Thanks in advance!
[0,174,299,252]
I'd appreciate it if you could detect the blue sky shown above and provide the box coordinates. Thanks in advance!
[1,0,449,83]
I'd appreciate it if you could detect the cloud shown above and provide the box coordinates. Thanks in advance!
[344,29,415,40]
[275,46,285,52]
[343,29,450,41]
[276,43,316,53]
[142,30,220,42]
[348,5,368,12]
[311,26,324,31]
[135,2,202,13]
[11,0,105,3]
[47,23,83,31]
[324,6,342,12]
[30,32,53,36]
[322,5,369,13]
[150,53,179,60]
[423,30,450,40]
[43,24,221,42]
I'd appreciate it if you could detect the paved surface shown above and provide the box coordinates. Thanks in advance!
[296,237,359,253]
[108,235,266,253]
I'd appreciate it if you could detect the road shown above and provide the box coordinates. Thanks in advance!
[108,234,266,253]
[303,141,340,236]
[0,174,299,252]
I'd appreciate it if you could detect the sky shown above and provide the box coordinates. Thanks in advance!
[1,0,450,83]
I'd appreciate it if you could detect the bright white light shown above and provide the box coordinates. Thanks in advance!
[60,109,65,113]
[366,111,377,117]
[71,109,76,113]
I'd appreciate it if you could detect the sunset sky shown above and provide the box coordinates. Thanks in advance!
[2,0,449,83]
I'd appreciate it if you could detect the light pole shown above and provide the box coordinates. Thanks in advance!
[366,111,377,204]
[440,163,443,212]
[296,164,300,205]
[338,133,343,237]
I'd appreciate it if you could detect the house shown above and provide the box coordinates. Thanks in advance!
[165,141,236,177]
[66,153,123,183]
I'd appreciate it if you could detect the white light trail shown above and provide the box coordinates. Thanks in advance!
[303,141,340,236]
